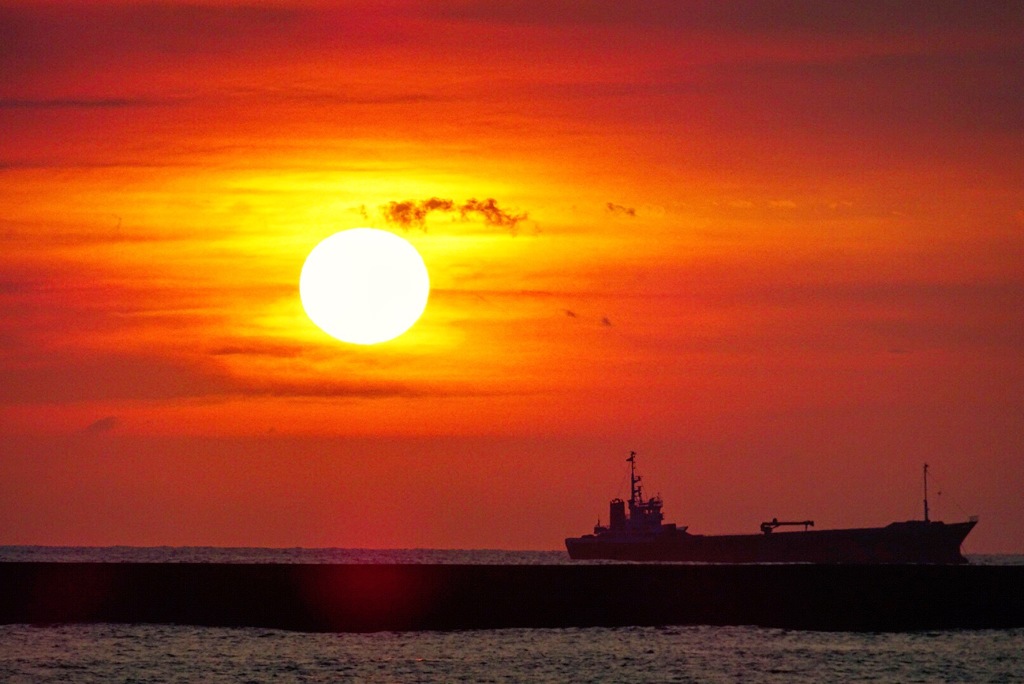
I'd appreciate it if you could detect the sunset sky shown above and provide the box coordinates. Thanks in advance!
[2,0,1022,552]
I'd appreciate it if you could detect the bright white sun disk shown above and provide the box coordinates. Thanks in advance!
[299,228,430,345]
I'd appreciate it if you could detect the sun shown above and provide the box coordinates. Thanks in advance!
[299,228,430,345]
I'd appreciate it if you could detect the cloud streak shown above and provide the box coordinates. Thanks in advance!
[0,349,526,405]
[0,98,169,109]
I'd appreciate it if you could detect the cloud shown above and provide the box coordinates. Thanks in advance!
[0,96,169,109]
[80,416,118,434]
[0,4,305,66]
[209,343,303,358]
[606,202,636,217]
[431,1,1024,46]
[460,198,528,232]
[234,378,480,399]
[382,197,454,228]
[381,197,528,234]
[0,354,233,404]
[0,348,519,405]
[561,308,614,329]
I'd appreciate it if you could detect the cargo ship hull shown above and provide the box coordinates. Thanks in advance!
[565,519,977,563]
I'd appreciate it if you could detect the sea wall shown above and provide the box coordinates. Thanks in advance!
[1,562,1021,632]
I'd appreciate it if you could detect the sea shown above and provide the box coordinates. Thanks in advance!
[2,547,1022,683]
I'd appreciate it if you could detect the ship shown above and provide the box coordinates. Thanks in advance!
[565,452,977,563]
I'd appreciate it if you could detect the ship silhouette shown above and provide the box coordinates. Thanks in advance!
[565,452,977,563]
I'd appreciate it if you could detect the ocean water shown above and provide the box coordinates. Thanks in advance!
[2,547,1022,682]
[2,623,1022,683]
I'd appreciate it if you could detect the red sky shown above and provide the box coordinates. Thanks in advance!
[2,0,1022,552]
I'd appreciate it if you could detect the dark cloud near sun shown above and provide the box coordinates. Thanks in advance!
[460,198,528,232]
[382,197,528,234]
[382,197,455,228]
[606,202,636,217]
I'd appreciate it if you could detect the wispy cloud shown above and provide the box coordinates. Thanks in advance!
[0,4,305,62]
[382,197,455,228]
[0,98,171,109]
[0,354,232,404]
[209,343,304,359]
[0,348,524,405]
[79,416,118,434]
[381,197,528,234]
[431,1,1024,49]
[460,198,528,232]
[606,202,636,217]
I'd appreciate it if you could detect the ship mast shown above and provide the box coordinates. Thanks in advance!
[627,450,641,506]
[923,463,930,522]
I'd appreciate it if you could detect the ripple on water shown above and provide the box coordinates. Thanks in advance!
[1,623,1022,683]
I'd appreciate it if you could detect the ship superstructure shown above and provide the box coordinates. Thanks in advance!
[591,451,675,540]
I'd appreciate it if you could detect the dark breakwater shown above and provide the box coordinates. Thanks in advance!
[1,562,1022,632]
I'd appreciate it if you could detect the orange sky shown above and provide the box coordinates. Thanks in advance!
[2,0,1022,552]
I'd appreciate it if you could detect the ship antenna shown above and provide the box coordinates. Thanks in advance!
[923,463,930,522]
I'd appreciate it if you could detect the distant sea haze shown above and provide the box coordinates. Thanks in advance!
[0,547,569,564]
[1,546,1021,565]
